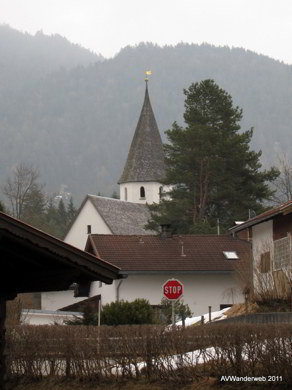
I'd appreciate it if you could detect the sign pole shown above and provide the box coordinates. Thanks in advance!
[172,300,175,326]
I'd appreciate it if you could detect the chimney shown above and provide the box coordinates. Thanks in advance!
[160,224,172,239]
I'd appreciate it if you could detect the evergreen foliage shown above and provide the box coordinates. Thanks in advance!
[147,80,279,233]
[101,299,154,325]
[160,298,192,326]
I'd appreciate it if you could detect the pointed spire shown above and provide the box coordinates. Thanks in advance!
[118,81,165,184]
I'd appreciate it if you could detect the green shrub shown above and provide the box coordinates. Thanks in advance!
[101,299,154,325]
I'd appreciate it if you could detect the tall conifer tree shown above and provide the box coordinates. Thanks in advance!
[147,80,279,233]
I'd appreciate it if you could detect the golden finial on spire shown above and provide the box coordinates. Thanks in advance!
[144,70,152,82]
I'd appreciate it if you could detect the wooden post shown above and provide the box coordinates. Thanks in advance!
[0,297,7,390]
[208,306,212,323]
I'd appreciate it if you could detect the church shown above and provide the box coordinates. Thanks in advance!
[63,79,165,250]
[41,79,167,310]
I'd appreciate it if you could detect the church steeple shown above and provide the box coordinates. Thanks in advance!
[118,81,165,185]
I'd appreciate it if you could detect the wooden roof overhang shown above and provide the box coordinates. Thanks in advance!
[0,212,121,300]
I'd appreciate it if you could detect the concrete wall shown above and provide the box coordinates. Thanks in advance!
[92,273,244,317]
[64,198,112,250]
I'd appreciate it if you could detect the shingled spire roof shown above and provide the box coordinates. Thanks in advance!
[118,81,166,183]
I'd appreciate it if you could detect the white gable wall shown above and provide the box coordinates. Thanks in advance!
[92,273,244,317]
[64,198,112,250]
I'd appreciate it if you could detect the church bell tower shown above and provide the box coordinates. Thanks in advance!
[118,79,165,204]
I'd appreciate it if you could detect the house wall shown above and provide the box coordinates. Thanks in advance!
[91,273,244,317]
[252,220,273,266]
[90,281,116,306]
[41,290,85,311]
[64,199,112,250]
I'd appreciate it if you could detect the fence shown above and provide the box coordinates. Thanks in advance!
[5,323,292,384]
[218,312,292,324]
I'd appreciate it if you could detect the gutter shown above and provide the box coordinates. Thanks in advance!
[116,280,123,302]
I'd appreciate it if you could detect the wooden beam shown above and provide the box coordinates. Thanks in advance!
[0,297,7,390]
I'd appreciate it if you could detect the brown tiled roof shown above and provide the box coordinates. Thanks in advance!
[229,200,292,233]
[118,82,166,183]
[87,234,250,273]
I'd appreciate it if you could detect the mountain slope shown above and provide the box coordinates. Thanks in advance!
[0,34,291,204]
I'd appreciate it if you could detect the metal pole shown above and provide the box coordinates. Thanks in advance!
[98,298,101,327]
[208,306,212,323]
[172,301,175,326]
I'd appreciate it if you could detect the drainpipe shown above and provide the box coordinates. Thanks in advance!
[116,280,123,302]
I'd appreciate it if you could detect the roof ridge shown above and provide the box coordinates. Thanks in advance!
[88,194,147,206]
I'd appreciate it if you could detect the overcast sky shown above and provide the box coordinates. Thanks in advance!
[0,0,291,64]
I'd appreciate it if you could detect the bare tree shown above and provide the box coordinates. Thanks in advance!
[2,163,42,219]
[273,154,292,203]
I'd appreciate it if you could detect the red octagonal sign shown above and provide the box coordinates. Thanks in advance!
[163,279,184,300]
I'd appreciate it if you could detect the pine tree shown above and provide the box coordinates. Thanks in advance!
[147,80,279,233]
[67,197,77,223]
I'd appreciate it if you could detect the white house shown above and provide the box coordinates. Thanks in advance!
[229,200,292,298]
[85,232,251,316]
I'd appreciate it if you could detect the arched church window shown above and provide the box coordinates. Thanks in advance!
[140,186,145,199]
[125,187,128,201]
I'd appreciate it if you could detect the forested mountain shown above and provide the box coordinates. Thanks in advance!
[0,26,292,204]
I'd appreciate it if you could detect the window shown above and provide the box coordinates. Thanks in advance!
[274,236,291,270]
[87,225,91,234]
[124,187,127,201]
[260,251,271,273]
[140,186,145,199]
[223,251,239,260]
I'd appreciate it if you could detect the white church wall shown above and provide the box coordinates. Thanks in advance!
[120,182,163,204]
[120,182,162,204]
[64,198,112,250]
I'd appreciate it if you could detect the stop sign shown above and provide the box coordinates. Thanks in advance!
[163,279,184,300]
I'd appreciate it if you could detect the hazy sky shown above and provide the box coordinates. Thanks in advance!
[0,0,291,64]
